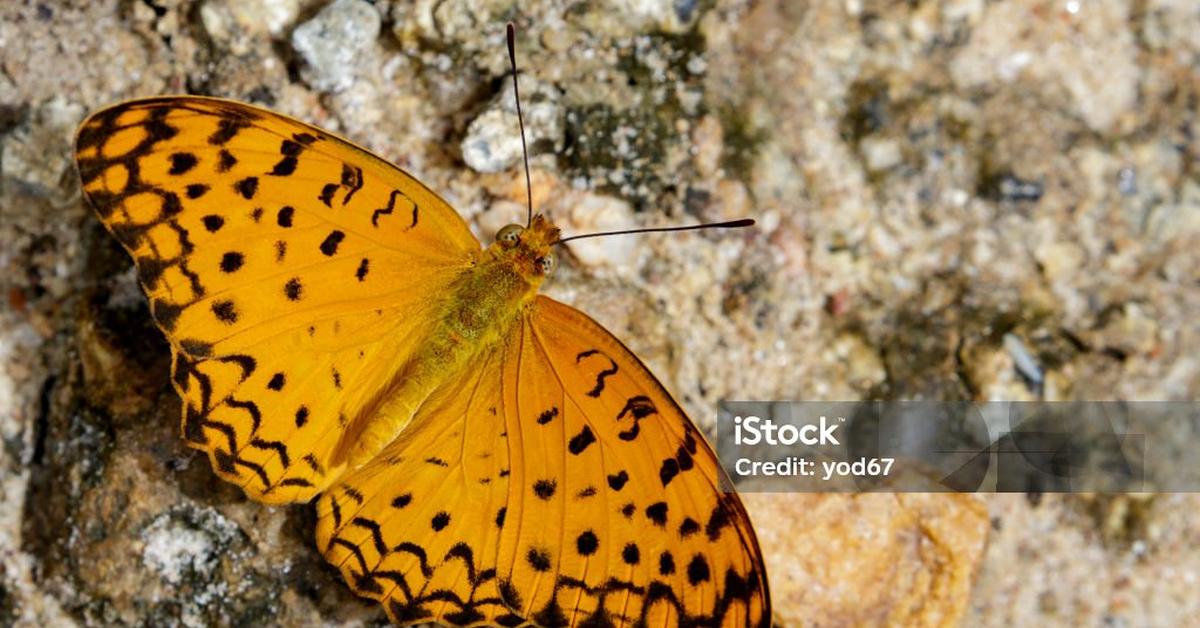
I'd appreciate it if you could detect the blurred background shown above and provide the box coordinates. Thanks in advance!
[1,0,1197,625]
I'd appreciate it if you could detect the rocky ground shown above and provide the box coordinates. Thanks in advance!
[1,0,1197,626]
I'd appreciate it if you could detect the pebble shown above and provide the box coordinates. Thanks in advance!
[461,78,562,174]
[540,26,572,52]
[291,0,381,93]
[861,137,902,172]
[201,0,301,55]
[462,108,525,174]
[1003,332,1044,388]
[563,194,639,272]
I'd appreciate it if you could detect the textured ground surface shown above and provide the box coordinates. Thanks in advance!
[1,0,1197,626]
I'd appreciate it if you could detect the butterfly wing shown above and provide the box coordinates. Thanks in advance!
[317,295,770,626]
[76,97,480,503]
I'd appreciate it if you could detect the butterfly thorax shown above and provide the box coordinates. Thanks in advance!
[340,215,560,467]
[424,213,559,369]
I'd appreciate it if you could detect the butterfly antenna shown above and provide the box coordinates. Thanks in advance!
[506,23,534,227]
[553,218,756,245]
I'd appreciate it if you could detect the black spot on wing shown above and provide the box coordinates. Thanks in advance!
[235,176,259,199]
[319,230,345,256]
[706,500,733,541]
[208,118,249,145]
[269,155,297,176]
[533,479,556,500]
[284,277,302,301]
[219,251,244,273]
[216,149,237,172]
[168,152,197,175]
[660,458,680,487]
[659,551,676,576]
[536,407,558,425]
[211,300,238,324]
[687,554,711,585]
[526,547,552,572]
[576,530,599,556]
[268,139,303,177]
[607,470,629,491]
[201,215,224,232]
[568,425,596,455]
[622,543,640,565]
[319,183,337,207]
[645,501,668,527]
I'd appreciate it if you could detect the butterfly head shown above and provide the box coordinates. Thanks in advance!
[492,214,561,279]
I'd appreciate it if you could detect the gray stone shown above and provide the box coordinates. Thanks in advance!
[291,0,381,93]
[461,78,562,174]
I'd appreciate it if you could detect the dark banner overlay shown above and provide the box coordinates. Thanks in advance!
[716,402,1200,492]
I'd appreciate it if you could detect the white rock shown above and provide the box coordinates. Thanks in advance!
[462,108,525,174]
[462,78,562,174]
[142,519,216,585]
[564,194,639,272]
[139,508,240,588]
[861,137,902,172]
[291,0,381,93]
[201,0,301,55]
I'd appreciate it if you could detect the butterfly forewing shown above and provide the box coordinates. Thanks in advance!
[76,97,480,502]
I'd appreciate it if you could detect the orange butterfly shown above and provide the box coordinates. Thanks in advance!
[74,44,769,628]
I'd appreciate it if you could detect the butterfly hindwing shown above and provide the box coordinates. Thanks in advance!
[316,295,770,626]
[77,97,480,502]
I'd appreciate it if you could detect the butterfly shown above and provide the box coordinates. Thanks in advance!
[74,93,770,626]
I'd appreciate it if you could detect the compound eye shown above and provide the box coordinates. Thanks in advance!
[496,224,524,247]
[536,254,556,275]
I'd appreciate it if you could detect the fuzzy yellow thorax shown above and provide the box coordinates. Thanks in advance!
[339,214,560,466]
